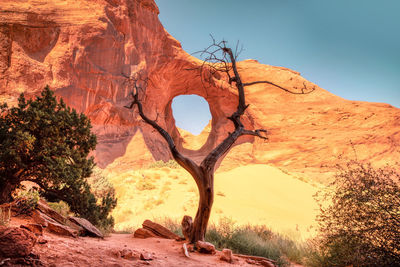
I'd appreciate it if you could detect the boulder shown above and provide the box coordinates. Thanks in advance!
[142,220,181,240]
[0,226,37,258]
[133,228,157,239]
[68,216,103,238]
[195,240,216,254]
[220,248,233,263]
[20,224,43,236]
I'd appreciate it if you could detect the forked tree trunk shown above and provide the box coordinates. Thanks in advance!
[190,171,214,242]
[125,41,307,244]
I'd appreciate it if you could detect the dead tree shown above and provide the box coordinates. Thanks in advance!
[125,39,314,244]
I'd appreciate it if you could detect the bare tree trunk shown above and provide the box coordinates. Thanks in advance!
[124,40,311,244]
[0,181,16,204]
[190,170,214,242]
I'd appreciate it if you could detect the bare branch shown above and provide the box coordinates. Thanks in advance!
[241,129,268,140]
[243,80,315,94]
[124,74,202,183]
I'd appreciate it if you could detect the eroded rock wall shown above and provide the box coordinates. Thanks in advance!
[0,0,399,181]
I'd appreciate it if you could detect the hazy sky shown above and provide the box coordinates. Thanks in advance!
[156,0,400,134]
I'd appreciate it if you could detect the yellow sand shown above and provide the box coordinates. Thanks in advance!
[107,164,319,238]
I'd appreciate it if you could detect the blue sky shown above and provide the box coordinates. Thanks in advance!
[156,0,400,134]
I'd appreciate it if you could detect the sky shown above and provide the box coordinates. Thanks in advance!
[157,0,400,134]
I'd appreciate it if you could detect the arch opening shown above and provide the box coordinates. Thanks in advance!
[171,94,212,150]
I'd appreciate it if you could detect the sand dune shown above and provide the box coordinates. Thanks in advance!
[107,164,319,238]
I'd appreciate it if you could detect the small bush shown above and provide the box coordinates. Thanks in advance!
[308,162,400,266]
[146,160,180,169]
[14,188,40,214]
[48,201,71,218]
[153,217,182,236]
[136,180,156,191]
[86,168,117,231]
[157,216,306,266]
[205,220,306,266]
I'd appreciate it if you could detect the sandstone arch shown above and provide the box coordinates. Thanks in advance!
[0,0,399,180]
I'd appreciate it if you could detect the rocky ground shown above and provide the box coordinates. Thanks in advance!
[1,202,277,267]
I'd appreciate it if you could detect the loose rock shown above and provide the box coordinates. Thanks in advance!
[220,248,233,263]
[140,252,153,261]
[20,223,43,236]
[182,243,190,258]
[196,240,216,254]
[120,248,135,260]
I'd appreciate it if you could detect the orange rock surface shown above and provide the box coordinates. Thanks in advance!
[0,0,399,181]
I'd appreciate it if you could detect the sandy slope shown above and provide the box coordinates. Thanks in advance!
[107,164,319,239]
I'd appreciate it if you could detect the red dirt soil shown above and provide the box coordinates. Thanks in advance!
[8,216,258,267]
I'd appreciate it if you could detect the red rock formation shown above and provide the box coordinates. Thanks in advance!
[0,226,37,258]
[0,0,399,181]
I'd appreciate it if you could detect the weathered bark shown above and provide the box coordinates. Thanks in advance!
[190,170,214,243]
[0,181,17,204]
[0,170,25,204]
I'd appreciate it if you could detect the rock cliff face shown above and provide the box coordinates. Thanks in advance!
[1,0,399,181]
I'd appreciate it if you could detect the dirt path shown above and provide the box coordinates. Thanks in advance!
[30,231,256,267]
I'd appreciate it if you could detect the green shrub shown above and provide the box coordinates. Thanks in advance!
[136,180,156,191]
[14,188,40,214]
[153,217,183,236]
[308,162,400,266]
[0,87,116,230]
[157,216,307,266]
[85,167,117,230]
[48,200,71,218]
[205,221,306,266]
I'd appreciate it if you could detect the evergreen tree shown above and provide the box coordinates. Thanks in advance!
[0,86,116,227]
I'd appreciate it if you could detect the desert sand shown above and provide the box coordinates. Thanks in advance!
[107,163,319,239]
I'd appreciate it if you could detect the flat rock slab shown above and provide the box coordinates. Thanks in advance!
[36,199,66,225]
[47,221,77,237]
[142,219,181,240]
[133,227,157,239]
[32,209,58,227]
[68,216,103,238]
